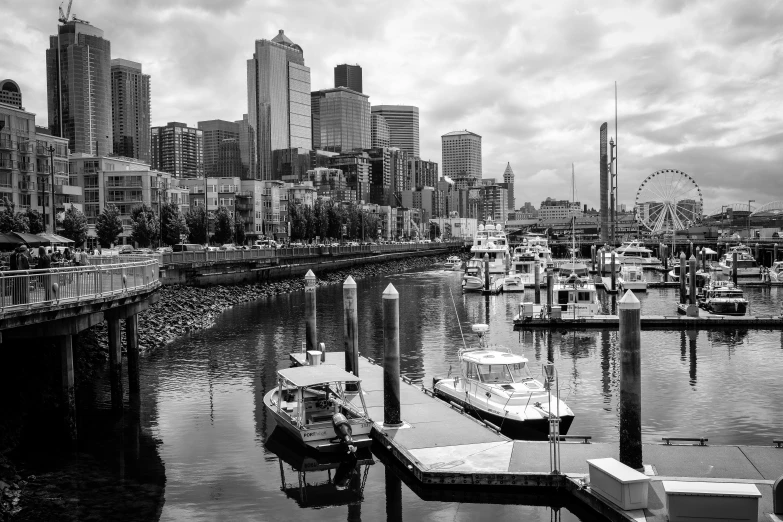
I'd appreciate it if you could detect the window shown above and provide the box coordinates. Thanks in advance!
[508,363,532,382]
[477,364,512,384]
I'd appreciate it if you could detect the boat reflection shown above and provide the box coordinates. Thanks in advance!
[264,427,374,508]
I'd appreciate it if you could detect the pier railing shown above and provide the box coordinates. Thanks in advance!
[0,259,159,313]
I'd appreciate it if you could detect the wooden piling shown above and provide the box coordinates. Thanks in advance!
[688,255,698,317]
[610,252,617,292]
[59,335,77,441]
[591,245,596,272]
[755,243,760,264]
[774,243,779,263]
[304,269,320,360]
[679,253,687,304]
[483,253,490,291]
[382,283,402,427]
[619,290,642,470]
[534,259,541,305]
[732,251,738,286]
[107,317,123,412]
[343,276,359,390]
[546,269,553,315]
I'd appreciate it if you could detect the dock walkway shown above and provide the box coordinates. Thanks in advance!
[513,311,783,329]
[290,351,783,521]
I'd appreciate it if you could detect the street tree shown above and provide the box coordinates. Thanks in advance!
[160,202,189,246]
[60,204,87,246]
[25,208,46,234]
[186,206,208,244]
[212,206,232,244]
[129,204,159,248]
[234,214,246,246]
[95,204,123,247]
[0,198,30,233]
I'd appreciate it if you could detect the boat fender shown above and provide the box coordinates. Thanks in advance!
[332,413,356,453]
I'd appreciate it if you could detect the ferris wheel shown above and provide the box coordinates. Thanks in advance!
[635,169,703,234]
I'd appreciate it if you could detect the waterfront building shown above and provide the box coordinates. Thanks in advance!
[401,186,444,230]
[305,167,348,195]
[0,101,77,233]
[441,130,481,180]
[538,197,582,220]
[370,105,419,156]
[408,157,438,189]
[198,120,240,175]
[428,216,477,240]
[110,59,150,162]
[280,182,317,229]
[69,154,186,244]
[311,87,370,153]
[247,30,311,180]
[370,113,390,148]
[502,162,515,211]
[0,80,23,109]
[235,114,256,180]
[334,64,362,93]
[47,19,113,156]
[366,147,410,207]
[328,150,371,203]
[150,122,204,179]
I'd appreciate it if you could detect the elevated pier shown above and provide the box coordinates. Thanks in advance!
[289,351,783,521]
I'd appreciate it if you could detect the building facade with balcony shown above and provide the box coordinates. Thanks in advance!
[538,197,582,221]
[150,121,204,178]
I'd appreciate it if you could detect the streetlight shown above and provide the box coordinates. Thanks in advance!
[47,145,56,234]
[748,200,755,239]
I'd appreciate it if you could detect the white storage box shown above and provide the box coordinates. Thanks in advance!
[587,457,650,510]
[662,481,761,522]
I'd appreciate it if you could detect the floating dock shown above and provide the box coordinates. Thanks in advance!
[289,351,783,521]
[513,312,783,330]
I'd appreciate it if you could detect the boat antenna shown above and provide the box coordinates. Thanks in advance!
[448,286,468,351]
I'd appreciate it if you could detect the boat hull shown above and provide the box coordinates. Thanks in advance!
[620,281,647,291]
[703,301,747,316]
[462,275,484,292]
[720,266,761,277]
[503,275,526,292]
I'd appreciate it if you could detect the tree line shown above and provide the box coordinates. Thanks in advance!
[288,199,382,241]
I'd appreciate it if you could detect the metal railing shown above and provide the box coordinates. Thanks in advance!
[0,259,159,313]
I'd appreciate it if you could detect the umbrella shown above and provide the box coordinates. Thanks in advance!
[52,233,74,244]
[0,232,25,250]
[11,232,51,248]
[36,232,74,244]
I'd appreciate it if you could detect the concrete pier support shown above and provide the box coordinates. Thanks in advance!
[385,466,403,522]
[126,314,140,411]
[534,259,541,305]
[107,317,123,412]
[343,276,359,391]
[679,253,687,304]
[59,335,77,441]
[304,270,320,361]
[689,241,693,258]
[732,251,738,286]
[619,290,642,470]
[382,283,402,427]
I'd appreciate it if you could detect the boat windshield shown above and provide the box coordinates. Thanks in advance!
[475,363,532,383]
[508,362,533,382]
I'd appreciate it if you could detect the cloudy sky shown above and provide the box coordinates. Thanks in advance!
[4,0,783,213]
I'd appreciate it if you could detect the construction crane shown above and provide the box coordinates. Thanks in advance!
[58,0,73,23]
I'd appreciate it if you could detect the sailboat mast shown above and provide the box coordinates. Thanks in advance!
[572,163,576,261]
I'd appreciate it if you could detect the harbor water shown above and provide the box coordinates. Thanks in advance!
[15,266,783,521]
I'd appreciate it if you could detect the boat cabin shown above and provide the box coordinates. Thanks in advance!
[622,265,643,283]
[460,351,534,385]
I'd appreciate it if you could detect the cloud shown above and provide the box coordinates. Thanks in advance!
[2,0,782,212]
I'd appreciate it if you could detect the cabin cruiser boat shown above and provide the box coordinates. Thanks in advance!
[769,261,783,282]
[598,251,623,274]
[444,255,463,271]
[557,261,591,283]
[462,259,485,292]
[522,234,554,268]
[263,364,373,453]
[433,324,574,440]
[698,281,748,316]
[667,264,711,286]
[504,247,545,291]
[618,263,647,292]
[719,250,761,278]
[469,221,510,274]
[613,240,661,265]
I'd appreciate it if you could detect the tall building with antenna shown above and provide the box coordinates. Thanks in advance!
[46,15,112,156]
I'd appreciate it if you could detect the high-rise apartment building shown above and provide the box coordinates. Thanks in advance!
[503,162,515,211]
[216,139,245,178]
[328,151,371,203]
[198,119,240,175]
[110,59,150,162]
[334,64,362,93]
[150,121,204,178]
[0,80,22,109]
[408,157,438,188]
[236,114,256,179]
[480,184,508,222]
[247,30,311,180]
[46,20,112,156]
[371,113,390,148]
[311,87,370,153]
[370,105,419,156]
[441,130,481,179]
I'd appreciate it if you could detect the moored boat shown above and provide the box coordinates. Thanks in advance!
[613,240,661,265]
[618,263,647,292]
[698,281,748,316]
[263,364,373,453]
[719,250,761,278]
[462,259,485,292]
[444,255,463,271]
[469,221,510,274]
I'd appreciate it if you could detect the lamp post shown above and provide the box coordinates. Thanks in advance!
[748,200,755,240]
[47,145,56,234]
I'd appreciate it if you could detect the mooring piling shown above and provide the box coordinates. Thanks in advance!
[687,255,698,317]
[304,269,320,361]
[483,253,490,291]
[732,251,738,286]
[610,252,617,292]
[591,245,596,272]
[679,253,687,304]
[534,259,541,304]
[343,276,359,390]
[382,283,402,427]
[619,290,642,470]
[546,268,553,315]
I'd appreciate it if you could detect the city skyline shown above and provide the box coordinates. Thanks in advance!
[3,0,782,211]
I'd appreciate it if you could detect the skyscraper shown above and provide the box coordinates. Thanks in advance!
[441,130,482,179]
[503,162,515,211]
[311,87,370,153]
[46,20,112,156]
[371,113,390,148]
[370,105,419,156]
[110,59,150,162]
[0,80,22,109]
[150,122,204,178]
[236,114,256,179]
[334,64,362,93]
[198,120,240,175]
[247,30,311,180]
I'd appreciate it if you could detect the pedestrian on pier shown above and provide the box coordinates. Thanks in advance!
[14,245,30,304]
[37,246,53,301]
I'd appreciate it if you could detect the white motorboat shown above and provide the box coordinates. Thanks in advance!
[263,364,373,453]
[769,261,783,282]
[598,251,623,274]
[613,240,661,265]
[698,281,748,316]
[444,255,463,271]
[719,246,761,277]
[522,234,554,268]
[618,263,647,292]
[667,264,711,288]
[433,324,574,440]
[557,261,591,283]
[462,259,485,292]
[504,247,545,291]
[469,221,510,274]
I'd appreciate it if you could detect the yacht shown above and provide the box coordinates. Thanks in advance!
[462,259,504,292]
[613,240,661,265]
[557,261,591,283]
[667,264,711,288]
[698,281,748,316]
[618,263,647,292]
[503,246,545,292]
[433,324,574,440]
[719,248,761,277]
[444,255,463,271]
[263,364,373,453]
[468,221,510,274]
[522,234,554,268]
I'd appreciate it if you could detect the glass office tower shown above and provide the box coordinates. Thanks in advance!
[311,87,370,153]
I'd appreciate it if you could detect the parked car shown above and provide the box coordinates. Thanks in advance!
[219,244,237,251]
[347,241,359,247]
[254,240,279,249]
[155,246,172,253]
[118,245,134,254]
[173,243,205,252]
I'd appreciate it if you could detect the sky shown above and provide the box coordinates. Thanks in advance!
[3,0,783,215]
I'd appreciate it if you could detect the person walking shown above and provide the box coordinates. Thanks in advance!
[37,246,52,301]
[15,245,30,304]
